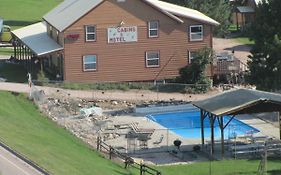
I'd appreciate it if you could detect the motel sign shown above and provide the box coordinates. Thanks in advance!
[108,26,138,43]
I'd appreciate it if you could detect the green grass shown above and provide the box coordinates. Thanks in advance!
[0,48,13,56]
[0,62,28,82]
[159,159,281,175]
[0,91,136,175]
[235,37,255,45]
[0,0,63,29]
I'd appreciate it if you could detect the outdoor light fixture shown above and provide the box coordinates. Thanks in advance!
[119,20,125,26]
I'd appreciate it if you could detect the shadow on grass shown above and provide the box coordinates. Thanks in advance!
[113,170,135,175]
[0,62,27,83]
[5,20,41,28]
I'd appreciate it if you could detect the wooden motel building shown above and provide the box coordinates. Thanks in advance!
[12,0,219,82]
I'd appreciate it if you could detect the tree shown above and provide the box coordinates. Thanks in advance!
[163,0,231,37]
[179,47,214,85]
[247,0,281,90]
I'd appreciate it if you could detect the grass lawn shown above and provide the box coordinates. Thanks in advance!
[0,62,27,82]
[159,159,281,175]
[235,37,255,45]
[0,48,14,56]
[0,0,63,30]
[0,91,136,175]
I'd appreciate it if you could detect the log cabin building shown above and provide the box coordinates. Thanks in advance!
[12,0,219,82]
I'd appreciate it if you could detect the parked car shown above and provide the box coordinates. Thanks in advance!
[0,18,12,42]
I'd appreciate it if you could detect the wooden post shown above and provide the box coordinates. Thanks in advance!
[236,12,239,31]
[200,110,205,147]
[279,112,281,140]
[209,114,215,157]
[109,146,113,160]
[220,116,224,158]
[97,136,100,151]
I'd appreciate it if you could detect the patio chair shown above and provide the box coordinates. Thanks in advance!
[153,134,164,145]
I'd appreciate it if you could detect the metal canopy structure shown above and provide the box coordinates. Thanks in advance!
[12,22,63,56]
[192,88,281,158]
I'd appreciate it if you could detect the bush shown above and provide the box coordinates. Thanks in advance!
[36,70,49,86]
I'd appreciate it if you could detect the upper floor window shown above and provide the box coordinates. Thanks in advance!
[190,25,203,41]
[85,25,96,41]
[146,51,160,67]
[148,21,159,38]
[83,55,97,71]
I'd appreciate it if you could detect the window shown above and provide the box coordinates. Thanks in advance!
[85,25,96,41]
[188,51,197,64]
[190,25,203,41]
[83,55,97,71]
[148,21,159,38]
[146,51,160,67]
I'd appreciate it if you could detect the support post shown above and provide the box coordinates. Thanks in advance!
[219,116,224,158]
[279,111,281,140]
[236,12,239,31]
[200,109,205,147]
[209,114,215,157]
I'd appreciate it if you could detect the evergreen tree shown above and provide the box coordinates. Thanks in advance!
[247,0,281,90]
[163,0,231,37]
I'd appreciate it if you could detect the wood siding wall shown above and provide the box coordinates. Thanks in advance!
[63,0,213,82]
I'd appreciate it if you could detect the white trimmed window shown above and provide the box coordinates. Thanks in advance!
[146,51,160,67]
[83,55,97,71]
[190,25,203,41]
[188,51,197,64]
[85,25,96,41]
[148,21,159,38]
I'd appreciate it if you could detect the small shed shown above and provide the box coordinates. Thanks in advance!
[192,88,281,157]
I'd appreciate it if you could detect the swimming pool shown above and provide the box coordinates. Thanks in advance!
[147,110,260,139]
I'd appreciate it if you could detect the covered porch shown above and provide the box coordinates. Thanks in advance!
[12,22,64,80]
[192,88,281,158]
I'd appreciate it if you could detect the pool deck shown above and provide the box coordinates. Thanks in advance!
[102,113,280,165]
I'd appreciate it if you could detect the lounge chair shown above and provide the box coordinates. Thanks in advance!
[153,134,164,145]
[130,123,155,135]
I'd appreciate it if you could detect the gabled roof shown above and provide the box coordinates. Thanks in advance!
[144,0,220,26]
[192,88,281,116]
[12,22,63,56]
[43,0,103,32]
[237,6,255,13]
[43,0,219,32]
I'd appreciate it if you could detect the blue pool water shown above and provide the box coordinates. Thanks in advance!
[147,110,260,139]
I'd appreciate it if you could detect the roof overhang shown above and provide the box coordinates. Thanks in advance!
[192,88,281,116]
[236,6,255,13]
[12,22,63,56]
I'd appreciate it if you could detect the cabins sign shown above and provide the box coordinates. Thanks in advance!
[107,26,137,43]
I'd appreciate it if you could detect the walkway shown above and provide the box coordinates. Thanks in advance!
[0,82,219,102]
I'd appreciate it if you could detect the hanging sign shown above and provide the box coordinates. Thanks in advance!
[107,26,138,43]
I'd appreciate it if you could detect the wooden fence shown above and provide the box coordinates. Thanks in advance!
[96,137,161,175]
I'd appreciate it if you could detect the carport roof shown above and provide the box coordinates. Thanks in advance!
[12,22,63,56]
[192,88,281,116]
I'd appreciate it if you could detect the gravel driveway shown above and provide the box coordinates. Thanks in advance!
[213,37,252,64]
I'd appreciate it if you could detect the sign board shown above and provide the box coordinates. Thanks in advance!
[107,26,137,43]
